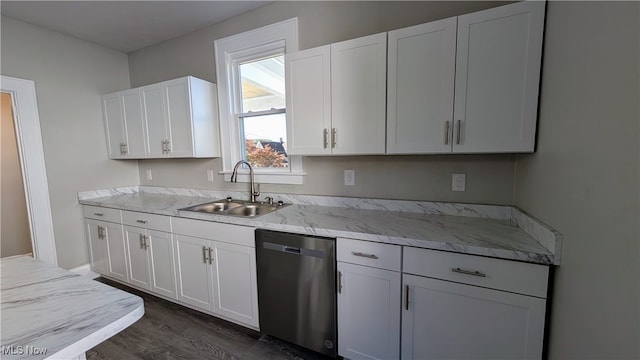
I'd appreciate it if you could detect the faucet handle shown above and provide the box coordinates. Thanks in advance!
[264,196,274,205]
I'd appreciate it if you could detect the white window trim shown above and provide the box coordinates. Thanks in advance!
[215,18,304,185]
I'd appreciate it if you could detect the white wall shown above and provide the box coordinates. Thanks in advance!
[515,2,640,358]
[1,92,33,257]
[0,16,140,269]
[129,1,517,205]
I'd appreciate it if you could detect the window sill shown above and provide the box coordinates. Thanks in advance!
[220,170,306,185]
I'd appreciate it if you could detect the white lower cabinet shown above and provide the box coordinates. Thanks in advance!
[172,218,259,329]
[337,238,402,360]
[86,218,127,282]
[124,225,177,299]
[401,274,546,359]
[401,247,548,359]
[338,262,401,360]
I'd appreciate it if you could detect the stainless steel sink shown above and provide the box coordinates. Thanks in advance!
[225,203,278,217]
[179,198,287,218]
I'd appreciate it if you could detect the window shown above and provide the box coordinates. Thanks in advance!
[238,54,288,168]
[215,18,304,184]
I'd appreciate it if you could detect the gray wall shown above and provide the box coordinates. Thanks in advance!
[1,92,33,257]
[130,1,516,205]
[515,2,640,358]
[1,16,140,269]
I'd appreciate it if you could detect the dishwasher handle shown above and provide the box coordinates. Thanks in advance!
[262,241,325,259]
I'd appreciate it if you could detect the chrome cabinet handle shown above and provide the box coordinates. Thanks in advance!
[136,220,148,224]
[451,267,486,277]
[143,235,149,250]
[97,226,104,239]
[139,234,144,249]
[337,271,343,294]
[208,247,213,265]
[94,212,104,217]
[202,246,208,264]
[351,251,378,260]
[165,140,171,153]
[331,128,337,148]
[404,285,410,310]
[456,120,462,145]
[323,128,328,149]
[445,121,450,145]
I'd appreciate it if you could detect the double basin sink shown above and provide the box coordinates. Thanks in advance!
[179,198,287,218]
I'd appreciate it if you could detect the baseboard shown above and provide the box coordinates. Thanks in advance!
[69,263,100,279]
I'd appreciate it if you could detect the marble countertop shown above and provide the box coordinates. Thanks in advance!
[78,187,561,265]
[0,256,144,359]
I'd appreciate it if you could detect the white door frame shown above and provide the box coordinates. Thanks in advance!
[1,75,58,265]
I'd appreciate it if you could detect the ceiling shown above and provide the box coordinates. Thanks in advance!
[0,1,270,53]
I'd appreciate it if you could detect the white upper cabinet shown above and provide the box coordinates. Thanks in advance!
[453,0,545,153]
[102,94,126,159]
[286,33,387,156]
[285,45,332,155]
[331,33,387,155]
[387,17,457,154]
[103,76,220,159]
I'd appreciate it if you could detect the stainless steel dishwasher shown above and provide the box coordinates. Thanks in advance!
[255,229,337,357]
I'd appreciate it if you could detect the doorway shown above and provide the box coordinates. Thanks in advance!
[1,75,57,265]
[1,92,33,257]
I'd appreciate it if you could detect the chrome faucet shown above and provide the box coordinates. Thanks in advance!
[230,160,260,203]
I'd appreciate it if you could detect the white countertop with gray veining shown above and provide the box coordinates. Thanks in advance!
[0,256,144,359]
[78,187,562,265]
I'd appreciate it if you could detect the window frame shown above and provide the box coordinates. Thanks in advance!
[215,18,304,185]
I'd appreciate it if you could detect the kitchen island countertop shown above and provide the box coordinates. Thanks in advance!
[0,256,144,359]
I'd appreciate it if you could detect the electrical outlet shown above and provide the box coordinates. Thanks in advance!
[344,170,355,186]
[207,170,214,182]
[452,173,466,192]
[146,169,153,181]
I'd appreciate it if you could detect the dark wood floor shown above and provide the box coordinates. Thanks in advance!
[88,278,332,360]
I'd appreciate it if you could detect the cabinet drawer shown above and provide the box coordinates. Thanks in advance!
[122,210,171,232]
[337,238,401,271]
[172,217,255,247]
[403,247,549,298]
[83,205,121,223]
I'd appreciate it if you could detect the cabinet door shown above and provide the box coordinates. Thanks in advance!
[210,241,259,328]
[124,226,150,290]
[401,274,546,360]
[147,230,177,299]
[120,89,147,158]
[331,33,387,155]
[285,45,332,155]
[453,1,545,153]
[102,94,126,159]
[173,234,213,312]
[142,84,167,157]
[164,78,194,157]
[86,220,108,275]
[387,18,457,154]
[103,221,127,282]
[338,262,401,360]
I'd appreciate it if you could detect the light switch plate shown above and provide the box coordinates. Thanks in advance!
[207,170,214,182]
[452,173,466,192]
[146,169,153,181]
[344,170,355,186]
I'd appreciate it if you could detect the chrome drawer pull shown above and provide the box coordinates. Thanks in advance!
[351,251,378,260]
[136,220,148,224]
[94,212,104,216]
[404,285,410,310]
[451,267,486,277]
[202,246,208,264]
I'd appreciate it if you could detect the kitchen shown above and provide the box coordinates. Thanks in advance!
[1,1,638,359]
